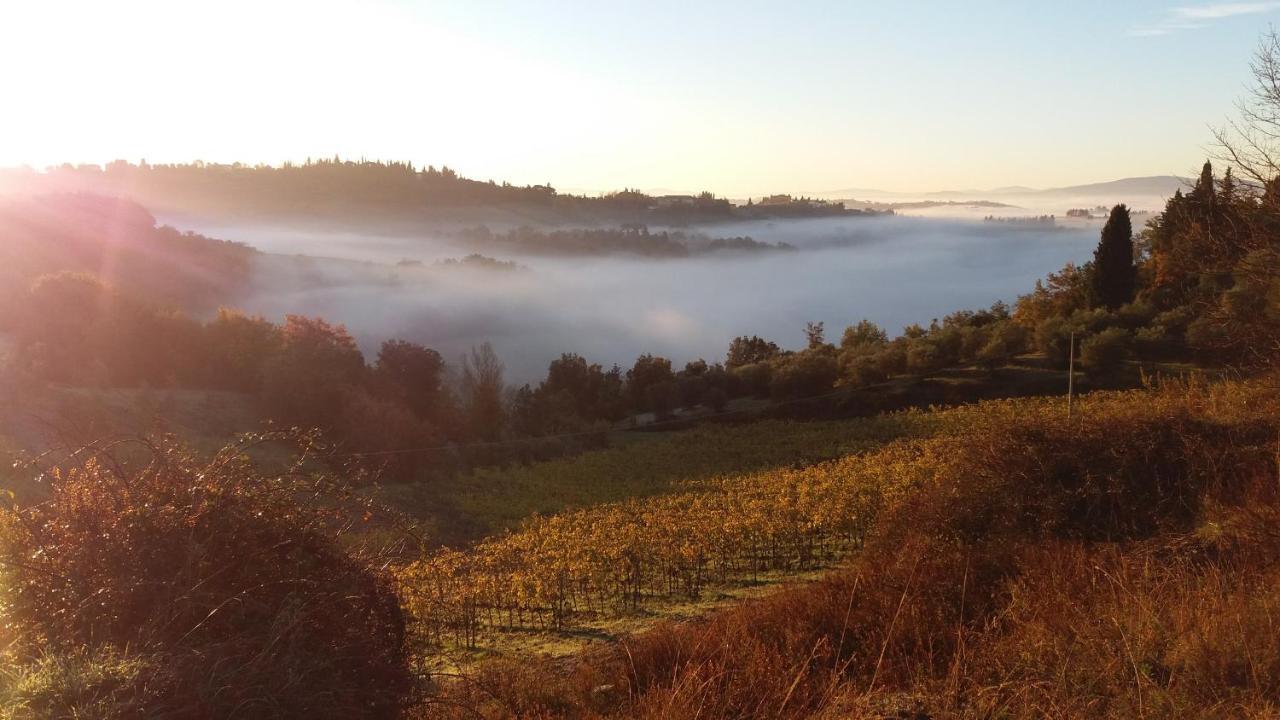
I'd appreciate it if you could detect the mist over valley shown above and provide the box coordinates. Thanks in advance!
[186,212,1104,381]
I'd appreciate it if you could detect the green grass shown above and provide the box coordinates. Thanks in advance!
[0,648,155,720]
[0,383,287,503]
[380,411,939,547]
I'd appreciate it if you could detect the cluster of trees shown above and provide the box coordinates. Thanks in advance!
[456,224,795,258]
[597,189,735,222]
[1013,161,1280,374]
[1,195,1148,476]
[432,254,525,272]
[510,353,734,435]
[6,278,503,476]
[983,214,1056,225]
[740,194,868,218]
[509,151,1280,431]
[1,256,1028,477]
[716,307,1029,401]
[506,307,1034,437]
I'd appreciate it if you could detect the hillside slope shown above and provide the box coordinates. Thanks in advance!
[411,378,1280,719]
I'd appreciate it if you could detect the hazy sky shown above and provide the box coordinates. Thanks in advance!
[1,0,1273,194]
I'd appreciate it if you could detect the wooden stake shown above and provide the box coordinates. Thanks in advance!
[1067,331,1075,419]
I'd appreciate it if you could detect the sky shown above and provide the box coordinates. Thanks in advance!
[0,0,1275,194]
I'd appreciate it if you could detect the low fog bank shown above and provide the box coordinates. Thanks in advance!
[205,215,1099,382]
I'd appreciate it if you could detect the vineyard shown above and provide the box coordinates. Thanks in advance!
[398,442,940,648]
[398,389,1220,650]
[387,411,946,547]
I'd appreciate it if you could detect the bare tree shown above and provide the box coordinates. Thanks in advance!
[460,342,506,440]
[1206,34,1280,363]
[1214,29,1280,187]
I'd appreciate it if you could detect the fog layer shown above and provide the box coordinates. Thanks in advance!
[184,215,1100,382]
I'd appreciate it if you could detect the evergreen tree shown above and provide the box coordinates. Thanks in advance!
[1091,204,1136,310]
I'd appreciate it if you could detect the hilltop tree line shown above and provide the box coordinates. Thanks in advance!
[0,159,868,225]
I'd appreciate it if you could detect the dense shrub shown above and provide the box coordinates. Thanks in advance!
[0,435,413,719]
[873,343,908,376]
[904,340,939,374]
[839,353,888,386]
[1115,299,1157,328]
[1079,326,1133,376]
[839,320,888,354]
[1035,310,1123,365]
[770,349,839,399]
[731,362,772,397]
[1186,314,1234,361]
[976,321,1028,367]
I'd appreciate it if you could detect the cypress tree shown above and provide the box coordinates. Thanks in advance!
[1091,204,1136,310]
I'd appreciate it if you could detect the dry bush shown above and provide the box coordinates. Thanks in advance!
[960,537,1280,719]
[908,381,1279,544]
[0,434,413,719]
[614,537,1015,720]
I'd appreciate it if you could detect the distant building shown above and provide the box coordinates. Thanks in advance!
[653,194,697,208]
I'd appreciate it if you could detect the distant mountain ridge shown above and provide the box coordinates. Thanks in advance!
[814,175,1188,202]
[1034,175,1188,197]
